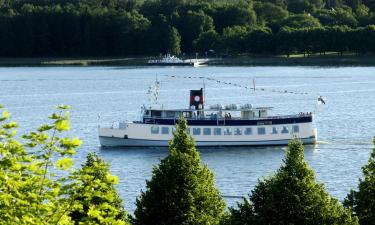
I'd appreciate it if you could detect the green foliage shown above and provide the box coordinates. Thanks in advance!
[282,14,322,29]
[286,0,322,13]
[176,10,214,53]
[344,137,375,225]
[222,25,249,53]
[229,139,358,225]
[1,0,375,57]
[254,2,289,25]
[166,26,181,55]
[132,118,226,225]
[68,152,128,225]
[0,105,128,224]
[314,8,358,27]
[246,27,275,54]
[193,29,222,52]
[362,0,375,11]
[211,2,257,32]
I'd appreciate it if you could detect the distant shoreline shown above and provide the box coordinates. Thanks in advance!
[1,54,375,67]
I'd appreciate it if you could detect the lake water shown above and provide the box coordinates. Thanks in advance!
[0,66,374,212]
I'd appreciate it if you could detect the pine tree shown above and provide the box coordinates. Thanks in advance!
[344,137,375,225]
[132,119,226,225]
[69,152,128,225]
[229,139,358,225]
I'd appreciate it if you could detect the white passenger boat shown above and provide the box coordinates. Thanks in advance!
[148,54,209,67]
[98,88,317,147]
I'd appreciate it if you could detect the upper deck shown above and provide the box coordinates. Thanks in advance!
[140,107,313,126]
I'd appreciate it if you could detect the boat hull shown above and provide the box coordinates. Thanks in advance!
[99,136,316,148]
[148,62,207,67]
[98,118,317,148]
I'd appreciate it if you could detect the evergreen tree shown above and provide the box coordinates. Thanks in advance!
[132,119,226,225]
[344,137,375,225]
[229,139,358,225]
[69,152,129,225]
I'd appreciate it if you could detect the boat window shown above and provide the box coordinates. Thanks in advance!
[172,127,176,134]
[234,128,242,135]
[151,110,161,118]
[151,126,159,134]
[292,125,299,133]
[244,128,252,135]
[183,112,192,118]
[224,128,232,135]
[193,128,201,135]
[214,128,221,135]
[203,128,211,135]
[258,127,266,135]
[161,127,169,134]
[272,127,278,134]
[281,126,289,134]
[166,111,175,118]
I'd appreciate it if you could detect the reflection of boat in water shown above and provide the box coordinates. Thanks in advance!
[99,86,317,147]
[147,54,209,67]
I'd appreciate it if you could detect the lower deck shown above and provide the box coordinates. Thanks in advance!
[99,136,316,147]
[99,121,317,147]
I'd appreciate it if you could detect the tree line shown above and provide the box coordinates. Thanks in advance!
[0,105,374,225]
[1,0,375,57]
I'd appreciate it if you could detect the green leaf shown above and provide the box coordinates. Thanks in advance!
[38,124,54,132]
[56,157,73,170]
[0,110,10,121]
[3,121,18,129]
[106,174,119,185]
[2,110,10,119]
[56,104,71,110]
[60,137,82,148]
[49,113,60,120]
[55,119,70,132]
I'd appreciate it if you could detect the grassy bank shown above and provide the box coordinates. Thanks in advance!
[0,57,147,67]
[1,53,375,67]
[210,53,375,66]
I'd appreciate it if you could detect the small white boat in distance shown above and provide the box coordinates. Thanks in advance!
[148,54,209,67]
[98,88,317,147]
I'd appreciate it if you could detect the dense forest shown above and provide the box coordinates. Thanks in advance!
[1,0,375,57]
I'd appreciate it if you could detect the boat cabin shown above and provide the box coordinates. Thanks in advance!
[142,106,272,120]
[142,88,272,122]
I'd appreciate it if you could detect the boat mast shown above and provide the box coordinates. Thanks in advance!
[147,75,161,106]
[203,78,206,114]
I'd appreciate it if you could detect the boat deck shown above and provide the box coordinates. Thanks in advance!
[141,113,313,126]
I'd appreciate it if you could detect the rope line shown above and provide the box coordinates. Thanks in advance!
[163,75,310,96]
